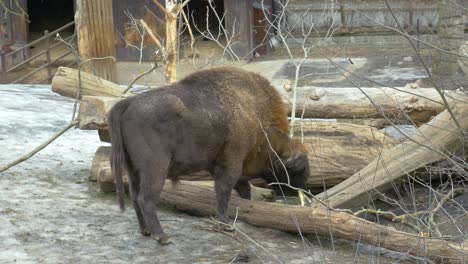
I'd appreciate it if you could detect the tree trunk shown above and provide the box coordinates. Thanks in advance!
[292,121,397,189]
[313,102,467,209]
[51,67,127,99]
[432,0,464,87]
[164,1,178,83]
[88,146,110,182]
[157,180,467,264]
[52,67,465,124]
[75,0,117,82]
[290,86,461,124]
[99,165,276,201]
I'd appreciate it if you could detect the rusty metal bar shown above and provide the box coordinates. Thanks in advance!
[44,30,53,83]
[11,62,49,84]
[10,49,74,84]
[7,34,75,73]
[1,52,6,83]
[7,50,47,72]
[7,21,75,57]
[65,60,78,68]
[49,50,73,65]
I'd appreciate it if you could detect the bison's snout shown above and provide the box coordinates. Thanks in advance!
[265,151,309,195]
[284,152,309,189]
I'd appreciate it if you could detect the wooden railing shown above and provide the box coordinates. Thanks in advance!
[0,21,78,84]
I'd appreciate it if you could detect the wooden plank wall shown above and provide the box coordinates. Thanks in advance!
[224,0,253,59]
[77,0,117,81]
[285,0,440,35]
[0,0,28,46]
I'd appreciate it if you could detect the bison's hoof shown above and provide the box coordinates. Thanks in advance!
[222,225,235,232]
[141,229,151,236]
[156,234,171,245]
[216,222,235,232]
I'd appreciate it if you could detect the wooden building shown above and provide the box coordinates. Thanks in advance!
[0,0,448,64]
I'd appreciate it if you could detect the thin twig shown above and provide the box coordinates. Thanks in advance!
[121,63,159,95]
[0,121,78,174]
[354,187,466,234]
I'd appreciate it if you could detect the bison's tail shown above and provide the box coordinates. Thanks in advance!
[108,98,134,212]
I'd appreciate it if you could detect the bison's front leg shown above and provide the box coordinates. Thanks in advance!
[213,163,242,231]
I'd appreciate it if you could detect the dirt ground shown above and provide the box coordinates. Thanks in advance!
[0,84,430,264]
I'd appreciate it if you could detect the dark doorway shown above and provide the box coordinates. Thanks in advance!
[185,0,224,34]
[27,0,75,39]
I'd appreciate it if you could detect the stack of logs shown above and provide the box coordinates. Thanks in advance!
[51,67,468,263]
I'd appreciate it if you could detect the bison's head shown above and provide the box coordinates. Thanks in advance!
[264,151,309,195]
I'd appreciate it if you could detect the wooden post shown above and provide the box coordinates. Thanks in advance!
[1,52,6,83]
[76,0,117,82]
[165,0,178,83]
[44,30,53,83]
[152,0,191,83]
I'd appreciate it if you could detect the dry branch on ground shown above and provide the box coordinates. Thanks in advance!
[159,180,468,264]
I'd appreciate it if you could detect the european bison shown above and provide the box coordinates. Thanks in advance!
[108,67,309,244]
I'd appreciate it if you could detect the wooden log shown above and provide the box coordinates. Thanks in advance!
[78,96,121,130]
[335,118,411,129]
[51,67,128,99]
[163,1,178,84]
[292,121,397,189]
[53,67,465,123]
[90,121,396,190]
[88,146,110,181]
[314,102,468,209]
[98,165,276,202]
[158,180,467,264]
[289,86,464,124]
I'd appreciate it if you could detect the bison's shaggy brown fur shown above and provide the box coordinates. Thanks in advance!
[108,67,309,244]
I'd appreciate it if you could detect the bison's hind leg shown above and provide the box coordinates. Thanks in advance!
[127,169,151,236]
[136,155,171,244]
[124,130,172,245]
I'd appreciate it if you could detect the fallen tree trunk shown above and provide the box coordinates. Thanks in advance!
[53,67,465,123]
[89,120,396,190]
[158,180,467,264]
[292,121,397,188]
[335,118,410,129]
[51,67,128,99]
[289,86,462,124]
[98,165,276,202]
[314,102,468,209]
[78,96,120,130]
